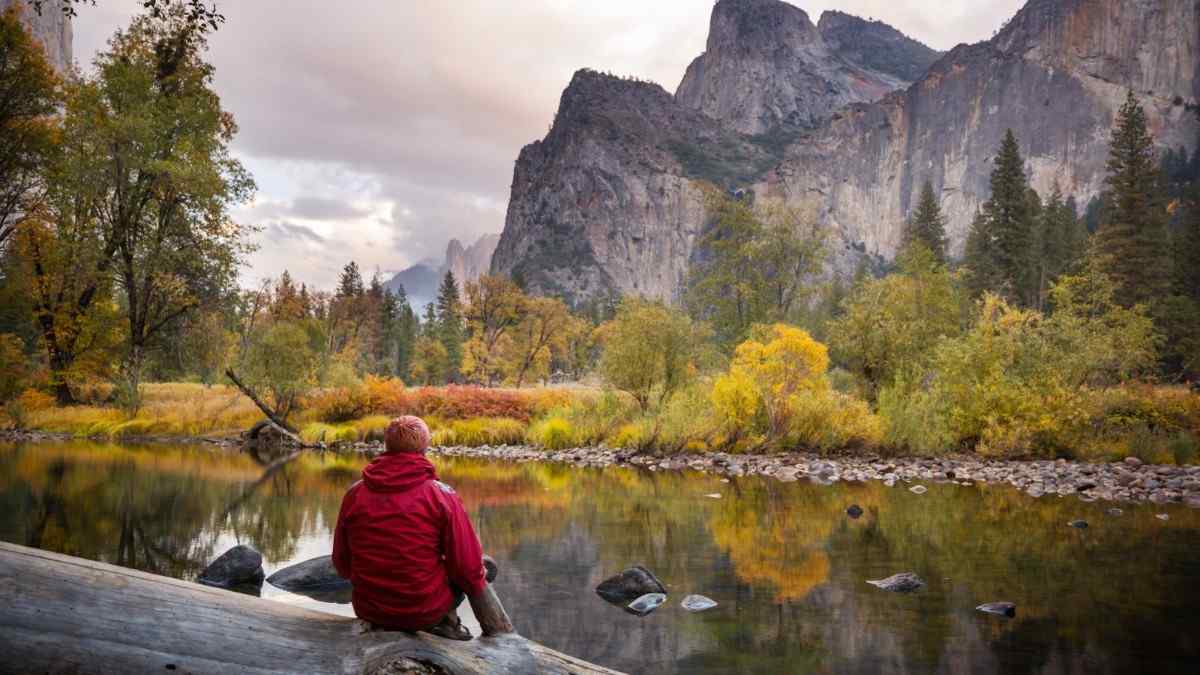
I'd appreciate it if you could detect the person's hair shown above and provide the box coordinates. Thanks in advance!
[385,416,431,453]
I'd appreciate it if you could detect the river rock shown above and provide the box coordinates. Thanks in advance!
[1068,519,1088,529]
[976,602,1017,617]
[867,572,924,593]
[266,555,350,592]
[1186,496,1200,509]
[909,485,928,495]
[198,544,265,589]
[596,566,667,604]
[846,504,864,519]
[681,594,718,612]
[1107,508,1124,516]
[1155,513,1170,521]
[1123,457,1143,467]
[627,593,667,616]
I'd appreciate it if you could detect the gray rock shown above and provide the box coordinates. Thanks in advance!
[1068,520,1089,529]
[976,602,1017,617]
[681,594,718,612]
[867,572,925,593]
[1155,513,1170,521]
[198,544,264,590]
[909,485,928,495]
[1106,508,1124,516]
[1124,457,1143,467]
[627,592,667,616]
[266,555,350,592]
[596,566,667,604]
[846,504,864,518]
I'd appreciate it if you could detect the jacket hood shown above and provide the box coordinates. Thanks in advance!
[361,451,438,493]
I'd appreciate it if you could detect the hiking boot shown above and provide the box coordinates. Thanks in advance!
[426,610,472,641]
[483,555,499,584]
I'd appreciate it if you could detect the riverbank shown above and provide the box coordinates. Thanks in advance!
[4,428,1198,507]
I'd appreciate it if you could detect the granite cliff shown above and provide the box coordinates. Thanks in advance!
[493,0,1199,305]
[3,0,71,73]
[676,0,940,134]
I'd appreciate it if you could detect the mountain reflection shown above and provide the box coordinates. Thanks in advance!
[2,440,1198,674]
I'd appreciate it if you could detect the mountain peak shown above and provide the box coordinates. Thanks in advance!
[675,0,937,133]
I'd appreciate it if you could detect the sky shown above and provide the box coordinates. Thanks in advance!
[71,0,1025,290]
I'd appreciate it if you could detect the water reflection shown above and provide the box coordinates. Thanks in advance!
[1,440,1198,674]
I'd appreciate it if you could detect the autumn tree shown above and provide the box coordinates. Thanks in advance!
[902,181,948,262]
[49,9,254,408]
[462,274,525,385]
[688,191,826,347]
[0,5,60,253]
[597,298,704,411]
[827,244,963,400]
[505,295,572,387]
[1093,91,1171,309]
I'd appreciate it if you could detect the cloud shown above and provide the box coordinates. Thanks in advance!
[265,221,326,245]
[70,0,1026,290]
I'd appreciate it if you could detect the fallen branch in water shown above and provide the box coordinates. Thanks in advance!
[224,368,303,442]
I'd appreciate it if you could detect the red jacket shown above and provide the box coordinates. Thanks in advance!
[332,451,486,630]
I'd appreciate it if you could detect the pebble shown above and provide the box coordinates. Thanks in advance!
[1156,513,1170,521]
[681,594,718,612]
[1068,520,1088,529]
[909,485,928,495]
[976,602,1017,618]
[846,504,864,519]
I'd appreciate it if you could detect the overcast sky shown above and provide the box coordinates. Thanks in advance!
[72,0,1025,290]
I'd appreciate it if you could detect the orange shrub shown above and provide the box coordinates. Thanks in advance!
[363,375,406,412]
[399,386,535,422]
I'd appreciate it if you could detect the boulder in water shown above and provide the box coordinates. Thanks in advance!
[1068,519,1088,529]
[846,504,864,519]
[198,544,264,590]
[681,594,718,612]
[596,566,666,604]
[627,593,666,616]
[976,602,1016,618]
[267,555,350,596]
[867,572,924,593]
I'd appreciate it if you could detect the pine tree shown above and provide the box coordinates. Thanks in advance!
[902,180,948,262]
[963,209,1001,297]
[984,129,1038,305]
[1033,183,1088,309]
[337,261,364,298]
[1093,91,1171,308]
[392,284,418,381]
[435,271,463,382]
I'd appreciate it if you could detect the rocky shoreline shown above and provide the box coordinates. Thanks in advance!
[428,445,1200,508]
[4,430,1199,507]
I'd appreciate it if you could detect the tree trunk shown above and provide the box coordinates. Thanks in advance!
[224,368,299,434]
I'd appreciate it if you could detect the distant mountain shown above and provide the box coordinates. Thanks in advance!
[385,234,500,310]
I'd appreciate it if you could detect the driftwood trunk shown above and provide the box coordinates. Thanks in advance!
[0,542,622,675]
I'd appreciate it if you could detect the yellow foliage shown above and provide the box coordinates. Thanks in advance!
[527,416,577,450]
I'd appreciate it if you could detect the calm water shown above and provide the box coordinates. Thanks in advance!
[2,440,1199,674]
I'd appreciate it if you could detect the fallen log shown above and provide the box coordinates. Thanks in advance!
[224,368,301,436]
[0,542,622,675]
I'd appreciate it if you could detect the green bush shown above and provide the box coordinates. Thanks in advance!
[1169,432,1198,465]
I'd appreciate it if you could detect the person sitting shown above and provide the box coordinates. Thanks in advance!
[332,415,496,640]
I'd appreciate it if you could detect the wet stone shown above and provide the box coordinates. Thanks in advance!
[976,602,1017,618]
[867,572,925,593]
[846,504,864,519]
[1068,520,1089,529]
[596,566,667,604]
[681,594,718,612]
[266,555,350,595]
[909,485,928,495]
[627,593,667,616]
[198,544,264,590]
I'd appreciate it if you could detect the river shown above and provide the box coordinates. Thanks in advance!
[2,439,1198,674]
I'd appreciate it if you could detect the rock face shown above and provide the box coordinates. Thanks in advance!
[676,0,940,134]
[2,0,72,73]
[492,0,1200,306]
[490,69,776,303]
